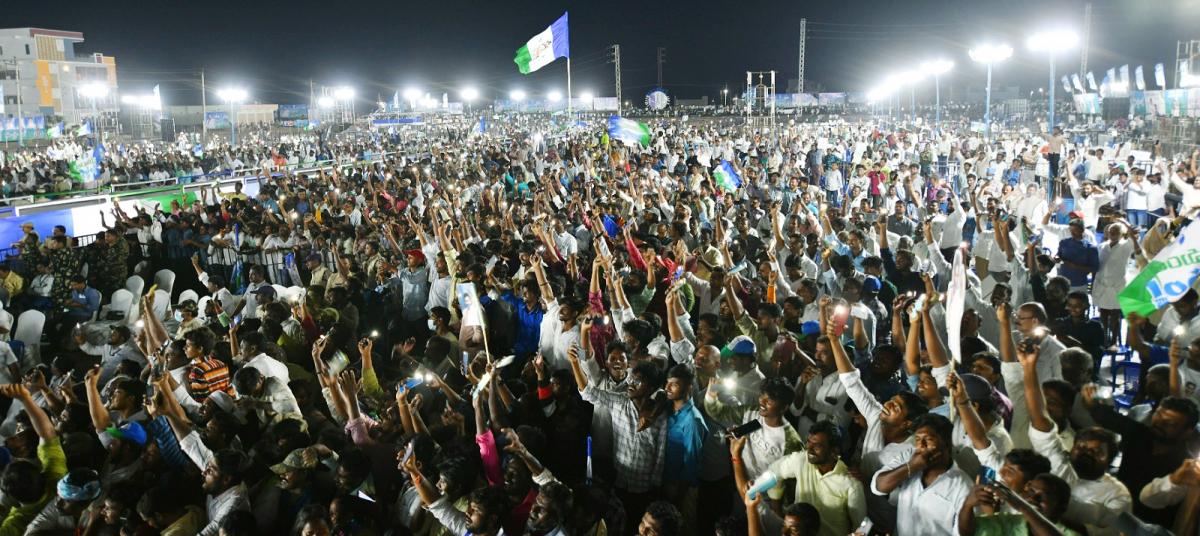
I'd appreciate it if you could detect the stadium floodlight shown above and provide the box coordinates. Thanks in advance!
[317,96,335,108]
[460,87,479,101]
[510,90,527,102]
[216,87,247,145]
[216,88,247,103]
[920,60,954,127]
[333,86,355,101]
[79,82,109,99]
[920,59,954,77]
[548,90,562,102]
[1027,29,1079,130]
[968,44,1013,64]
[969,44,1013,141]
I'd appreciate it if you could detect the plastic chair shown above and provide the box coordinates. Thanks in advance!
[125,275,145,298]
[152,289,170,321]
[13,310,45,370]
[153,269,177,296]
[177,289,200,305]
[101,289,134,321]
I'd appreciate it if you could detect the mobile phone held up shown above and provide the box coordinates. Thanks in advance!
[726,419,763,439]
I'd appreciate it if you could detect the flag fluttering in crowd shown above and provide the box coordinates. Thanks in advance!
[606,115,650,147]
[713,160,742,192]
[513,12,570,74]
[1119,221,1200,316]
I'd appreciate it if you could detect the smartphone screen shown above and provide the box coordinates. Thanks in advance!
[728,419,764,439]
[979,466,997,485]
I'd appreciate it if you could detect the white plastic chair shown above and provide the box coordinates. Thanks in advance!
[101,289,134,321]
[0,309,12,342]
[154,269,177,296]
[196,296,212,321]
[152,289,170,321]
[177,289,200,305]
[13,310,44,370]
[125,275,145,298]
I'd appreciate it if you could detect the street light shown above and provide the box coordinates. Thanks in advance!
[920,59,954,128]
[79,82,109,141]
[332,86,355,121]
[722,87,729,107]
[1027,30,1079,131]
[216,87,247,145]
[460,87,479,113]
[969,43,1013,141]
[402,87,421,110]
[896,70,923,121]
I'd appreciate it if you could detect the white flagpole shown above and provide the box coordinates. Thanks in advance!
[567,57,573,117]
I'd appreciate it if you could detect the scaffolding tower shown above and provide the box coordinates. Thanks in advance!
[1176,40,1200,88]
[745,71,777,134]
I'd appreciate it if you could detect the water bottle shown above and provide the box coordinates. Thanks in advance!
[747,471,778,500]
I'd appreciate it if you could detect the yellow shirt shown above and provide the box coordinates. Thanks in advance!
[766,453,867,536]
[0,437,67,536]
[0,272,23,299]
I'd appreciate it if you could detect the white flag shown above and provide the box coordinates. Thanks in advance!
[945,247,967,364]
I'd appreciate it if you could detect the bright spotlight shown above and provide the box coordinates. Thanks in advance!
[1027,30,1079,53]
[969,44,1013,64]
[461,87,479,101]
[79,83,109,99]
[510,90,526,101]
[547,90,562,102]
[317,96,335,108]
[580,91,594,101]
[217,88,247,103]
[333,86,355,100]
[920,60,954,76]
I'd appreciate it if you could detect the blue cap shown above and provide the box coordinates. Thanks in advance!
[800,321,821,336]
[728,335,757,355]
[105,422,148,446]
[863,276,882,293]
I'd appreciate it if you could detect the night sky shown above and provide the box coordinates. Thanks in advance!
[6,0,1197,105]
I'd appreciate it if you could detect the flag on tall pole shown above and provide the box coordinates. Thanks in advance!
[1086,71,1098,91]
[1119,64,1130,92]
[513,13,570,74]
[1135,65,1145,91]
[1072,74,1084,93]
[1155,63,1166,88]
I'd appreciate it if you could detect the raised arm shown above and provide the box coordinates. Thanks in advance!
[1019,342,1053,433]
[83,366,111,433]
[0,384,55,441]
[948,372,991,450]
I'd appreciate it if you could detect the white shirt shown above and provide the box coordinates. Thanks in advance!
[870,444,973,536]
[1028,423,1131,536]
[1156,309,1200,348]
[243,353,290,384]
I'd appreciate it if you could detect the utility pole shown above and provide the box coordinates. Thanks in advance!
[798,18,807,93]
[610,45,622,115]
[1079,3,1092,78]
[200,69,207,142]
[656,47,666,88]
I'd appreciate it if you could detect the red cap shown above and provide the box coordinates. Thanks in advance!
[404,249,426,263]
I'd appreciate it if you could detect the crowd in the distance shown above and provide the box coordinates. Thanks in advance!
[0,111,1198,536]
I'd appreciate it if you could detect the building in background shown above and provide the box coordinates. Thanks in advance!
[0,27,119,127]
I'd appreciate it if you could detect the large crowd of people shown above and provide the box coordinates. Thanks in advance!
[0,109,1197,536]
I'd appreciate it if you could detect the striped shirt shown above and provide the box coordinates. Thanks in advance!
[188,356,231,401]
